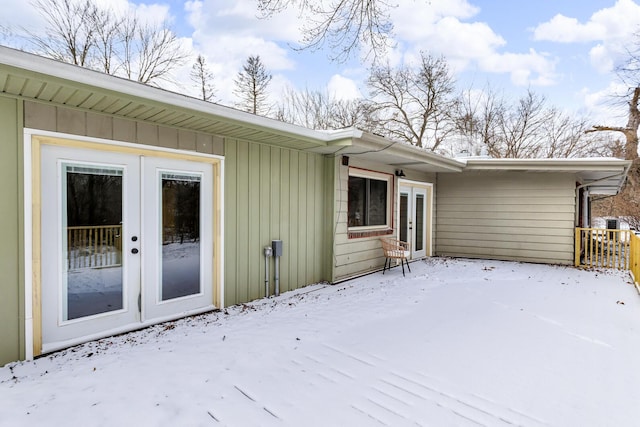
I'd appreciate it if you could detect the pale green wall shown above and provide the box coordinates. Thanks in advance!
[224,139,332,306]
[0,96,24,365]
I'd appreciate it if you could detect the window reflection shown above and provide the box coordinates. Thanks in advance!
[161,172,201,301]
[64,164,123,320]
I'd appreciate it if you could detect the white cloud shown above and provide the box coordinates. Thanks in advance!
[479,49,558,86]
[383,0,557,87]
[533,0,640,43]
[184,0,304,104]
[532,14,605,43]
[327,74,362,100]
[186,0,300,42]
[532,0,640,74]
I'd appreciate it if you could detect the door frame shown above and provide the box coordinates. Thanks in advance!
[24,129,224,358]
[397,179,433,259]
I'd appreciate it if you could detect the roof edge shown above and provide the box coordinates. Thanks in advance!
[0,45,335,144]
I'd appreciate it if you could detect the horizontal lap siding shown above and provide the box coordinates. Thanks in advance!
[224,139,330,306]
[332,157,435,281]
[436,172,576,264]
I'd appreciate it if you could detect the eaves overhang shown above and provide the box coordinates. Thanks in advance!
[310,130,466,173]
[462,157,632,196]
[0,45,336,151]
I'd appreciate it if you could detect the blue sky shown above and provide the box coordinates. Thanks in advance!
[2,0,640,125]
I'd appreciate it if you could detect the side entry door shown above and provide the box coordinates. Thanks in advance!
[399,184,430,259]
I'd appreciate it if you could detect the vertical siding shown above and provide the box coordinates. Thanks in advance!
[0,96,24,364]
[436,172,576,264]
[332,156,436,281]
[224,139,330,306]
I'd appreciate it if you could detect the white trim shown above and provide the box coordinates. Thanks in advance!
[23,128,224,162]
[23,133,33,361]
[218,160,225,309]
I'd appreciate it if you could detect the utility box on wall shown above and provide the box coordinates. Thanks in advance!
[272,240,283,257]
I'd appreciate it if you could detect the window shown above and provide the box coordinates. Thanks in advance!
[348,169,391,229]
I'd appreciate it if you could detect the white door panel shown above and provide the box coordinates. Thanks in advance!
[141,157,214,321]
[41,146,140,348]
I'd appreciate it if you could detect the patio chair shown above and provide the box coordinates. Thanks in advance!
[380,238,411,276]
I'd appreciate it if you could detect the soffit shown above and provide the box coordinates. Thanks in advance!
[0,47,327,151]
[462,158,631,196]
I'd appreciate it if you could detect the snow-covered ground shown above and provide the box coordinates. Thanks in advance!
[2,257,639,426]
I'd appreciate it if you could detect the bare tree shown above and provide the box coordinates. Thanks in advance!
[257,0,395,62]
[453,86,595,159]
[190,55,216,102]
[585,87,639,163]
[234,55,272,115]
[489,90,553,158]
[452,85,505,155]
[275,86,374,129]
[119,17,189,85]
[28,0,188,86]
[29,0,97,67]
[588,32,640,224]
[366,53,457,150]
[542,108,595,158]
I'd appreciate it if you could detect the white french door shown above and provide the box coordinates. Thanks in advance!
[399,184,431,259]
[40,144,214,351]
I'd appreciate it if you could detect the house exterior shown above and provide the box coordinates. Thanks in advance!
[0,46,630,365]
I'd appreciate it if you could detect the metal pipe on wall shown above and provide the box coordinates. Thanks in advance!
[272,240,283,297]
[263,246,272,297]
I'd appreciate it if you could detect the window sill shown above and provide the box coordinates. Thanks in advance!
[348,228,394,239]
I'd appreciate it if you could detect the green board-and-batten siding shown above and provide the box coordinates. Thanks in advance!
[436,172,576,264]
[0,96,25,364]
[223,138,332,306]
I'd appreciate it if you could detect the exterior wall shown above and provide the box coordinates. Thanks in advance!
[223,139,332,306]
[333,156,436,281]
[436,171,576,264]
[24,101,224,155]
[0,96,24,365]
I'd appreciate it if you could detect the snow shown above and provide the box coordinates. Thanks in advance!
[2,257,640,426]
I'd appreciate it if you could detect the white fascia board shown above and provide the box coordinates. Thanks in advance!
[354,131,466,171]
[463,158,632,172]
[0,46,332,143]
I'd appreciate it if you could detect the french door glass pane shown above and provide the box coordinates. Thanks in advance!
[161,172,201,301]
[399,194,408,243]
[64,164,124,320]
[415,194,425,252]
